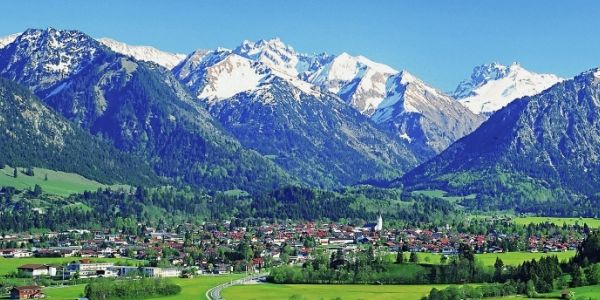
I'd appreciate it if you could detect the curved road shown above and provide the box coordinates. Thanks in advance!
[206,273,268,300]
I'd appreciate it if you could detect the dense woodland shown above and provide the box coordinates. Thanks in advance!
[0,78,157,186]
[0,184,461,232]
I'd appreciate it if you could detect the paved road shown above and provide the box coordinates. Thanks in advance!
[205,273,268,300]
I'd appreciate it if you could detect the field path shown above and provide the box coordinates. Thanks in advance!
[206,273,268,300]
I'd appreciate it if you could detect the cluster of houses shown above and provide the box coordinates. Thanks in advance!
[0,217,589,299]
[0,218,585,277]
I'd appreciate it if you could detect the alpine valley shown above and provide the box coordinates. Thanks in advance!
[3,19,600,300]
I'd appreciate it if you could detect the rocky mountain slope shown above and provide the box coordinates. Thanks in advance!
[372,71,485,155]
[0,77,156,185]
[404,68,600,200]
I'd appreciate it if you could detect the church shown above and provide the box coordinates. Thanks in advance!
[363,215,383,232]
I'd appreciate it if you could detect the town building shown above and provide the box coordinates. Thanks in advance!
[66,259,115,278]
[17,264,56,277]
[10,286,44,299]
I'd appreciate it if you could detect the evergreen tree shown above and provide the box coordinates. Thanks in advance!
[32,184,42,197]
[396,249,404,264]
[24,167,34,176]
[494,257,504,282]
[13,167,17,178]
[409,252,419,263]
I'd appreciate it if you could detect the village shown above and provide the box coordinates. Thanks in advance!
[1,216,585,286]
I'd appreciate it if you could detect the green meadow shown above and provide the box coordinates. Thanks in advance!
[222,283,462,300]
[485,284,600,299]
[0,165,127,196]
[41,274,244,299]
[540,284,600,299]
[150,275,245,300]
[512,216,600,228]
[400,251,576,267]
[43,285,86,299]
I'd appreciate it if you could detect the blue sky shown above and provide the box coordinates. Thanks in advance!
[1,0,599,91]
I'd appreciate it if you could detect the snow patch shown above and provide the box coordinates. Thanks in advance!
[0,33,21,48]
[98,38,186,69]
[198,54,265,101]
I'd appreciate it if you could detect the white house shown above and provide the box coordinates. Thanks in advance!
[17,264,56,277]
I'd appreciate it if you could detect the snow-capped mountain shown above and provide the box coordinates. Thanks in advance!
[175,38,485,157]
[0,33,20,48]
[1,32,186,70]
[306,53,397,115]
[173,47,320,103]
[0,28,291,192]
[372,71,484,154]
[0,28,101,93]
[173,40,419,186]
[230,38,397,115]
[454,62,562,115]
[232,38,334,80]
[98,37,186,69]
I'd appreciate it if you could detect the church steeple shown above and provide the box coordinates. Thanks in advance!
[375,214,383,231]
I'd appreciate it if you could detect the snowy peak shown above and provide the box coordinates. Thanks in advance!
[172,48,228,81]
[453,62,511,99]
[196,53,268,101]
[373,70,452,121]
[175,39,328,103]
[0,33,21,49]
[233,38,303,77]
[311,52,397,86]
[307,52,397,114]
[454,62,562,114]
[0,28,102,91]
[98,38,186,69]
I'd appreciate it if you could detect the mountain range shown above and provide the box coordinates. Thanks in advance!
[3,27,595,200]
[0,28,291,192]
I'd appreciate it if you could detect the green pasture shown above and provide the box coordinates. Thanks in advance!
[0,165,127,196]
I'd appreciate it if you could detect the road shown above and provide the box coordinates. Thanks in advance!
[205,273,268,300]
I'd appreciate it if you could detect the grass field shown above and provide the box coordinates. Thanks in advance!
[474,251,575,266]
[486,284,600,299]
[513,216,600,228]
[222,283,462,300]
[0,257,142,275]
[41,275,245,300]
[44,285,86,299]
[150,275,245,300]
[541,284,600,299]
[401,251,575,267]
[0,165,127,196]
